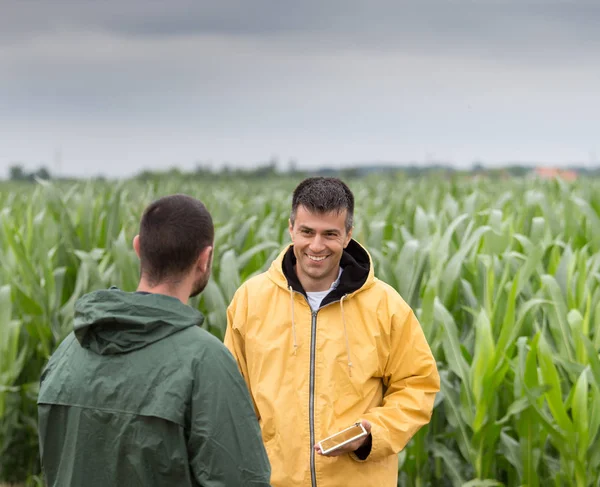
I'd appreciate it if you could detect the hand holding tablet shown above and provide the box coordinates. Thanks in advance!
[315,420,371,457]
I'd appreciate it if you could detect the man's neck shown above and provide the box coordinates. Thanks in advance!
[136,280,190,304]
[295,266,342,293]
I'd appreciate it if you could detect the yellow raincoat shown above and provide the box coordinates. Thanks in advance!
[225,240,440,487]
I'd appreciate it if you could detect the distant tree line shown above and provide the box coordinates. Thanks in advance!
[8,164,52,182]
[133,161,600,181]
[133,160,600,181]
[135,160,281,182]
[5,161,600,182]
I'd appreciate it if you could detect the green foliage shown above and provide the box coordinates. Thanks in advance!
[1,174,600,486]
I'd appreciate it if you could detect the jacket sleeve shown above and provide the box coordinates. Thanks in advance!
[224,286,260,418]
[187,340,271,486]
[352,307,440,462]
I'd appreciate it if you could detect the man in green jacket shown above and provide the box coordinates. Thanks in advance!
[37,194,271,487]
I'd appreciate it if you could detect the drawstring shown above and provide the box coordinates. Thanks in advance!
[289,286,298,355]
[340,294,353,377]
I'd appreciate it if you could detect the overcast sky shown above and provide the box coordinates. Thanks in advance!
[1,0,599,178]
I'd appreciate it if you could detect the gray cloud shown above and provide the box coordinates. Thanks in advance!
[2,1,599,54]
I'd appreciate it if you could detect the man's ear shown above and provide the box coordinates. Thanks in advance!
[196,245,213,273]
[288,218,294,241]
[133,235,141,258]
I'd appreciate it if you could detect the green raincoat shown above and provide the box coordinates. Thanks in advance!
[38,288,271,486]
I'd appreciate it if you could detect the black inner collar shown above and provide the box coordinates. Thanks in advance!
[282,239,370,307]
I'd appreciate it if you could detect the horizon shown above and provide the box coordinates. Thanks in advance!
[4,158,598,182]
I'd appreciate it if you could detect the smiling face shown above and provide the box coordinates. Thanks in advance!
[289,205,352,292]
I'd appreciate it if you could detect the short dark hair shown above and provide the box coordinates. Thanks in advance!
[290,177,354,232]
[138,194,214,285]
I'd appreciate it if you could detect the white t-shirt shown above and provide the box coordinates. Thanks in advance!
[306,267,343,311]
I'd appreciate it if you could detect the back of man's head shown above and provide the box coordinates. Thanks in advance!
[138,194,214,286]
[291,177,354,232]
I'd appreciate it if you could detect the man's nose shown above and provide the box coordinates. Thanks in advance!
[309,234,325,252]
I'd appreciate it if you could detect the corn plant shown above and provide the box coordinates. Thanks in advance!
[0,174,599,486]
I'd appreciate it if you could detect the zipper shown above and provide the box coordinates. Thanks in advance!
[290,290,348,487]
[300,294,346,487]
[309,310,317,487]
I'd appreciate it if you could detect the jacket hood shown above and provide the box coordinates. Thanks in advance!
[267,239,375,305]
[73,287,204,355]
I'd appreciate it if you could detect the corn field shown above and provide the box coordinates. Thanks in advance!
[1,174,600,486]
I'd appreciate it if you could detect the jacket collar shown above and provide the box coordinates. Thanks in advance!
[276,239,373,306]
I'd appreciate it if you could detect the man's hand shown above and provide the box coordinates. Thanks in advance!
[314,420,372,457]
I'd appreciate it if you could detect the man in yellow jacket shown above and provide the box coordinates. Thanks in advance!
[225,177,440,487]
